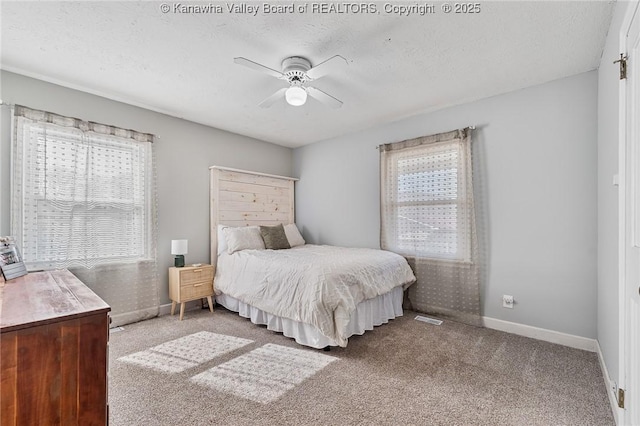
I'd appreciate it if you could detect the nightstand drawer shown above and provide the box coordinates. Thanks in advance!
[179,267,214,286]
[180,281,213,301]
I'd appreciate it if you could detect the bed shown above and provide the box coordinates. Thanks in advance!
[210,166,416,348]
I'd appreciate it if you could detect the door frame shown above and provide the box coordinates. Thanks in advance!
[619,2,640,424]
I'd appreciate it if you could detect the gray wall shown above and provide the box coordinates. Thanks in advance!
[0,71,292,304]
[294,71,598,338]
[0,62,612,345]
[597,0,632,387]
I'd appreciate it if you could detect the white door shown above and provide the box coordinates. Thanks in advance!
[624,4,640,425]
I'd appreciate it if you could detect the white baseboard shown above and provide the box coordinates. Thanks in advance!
[482,316,597,352]
[110,307,159,328]
[158,300,208,316]
[596,341,620,425]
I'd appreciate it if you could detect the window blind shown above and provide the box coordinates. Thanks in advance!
[381,138,471,261]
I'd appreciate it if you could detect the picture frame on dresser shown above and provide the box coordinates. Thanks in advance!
[0,236,27,281]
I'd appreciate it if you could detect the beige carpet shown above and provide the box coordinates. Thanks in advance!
[109,307,614,425]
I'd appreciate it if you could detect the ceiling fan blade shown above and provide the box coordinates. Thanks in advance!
[234,57,284,79]
[259,88,287,108]
[307,86,343,109]
[306,55,348,80]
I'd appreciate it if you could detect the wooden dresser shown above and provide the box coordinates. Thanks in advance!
[0,270,111,425]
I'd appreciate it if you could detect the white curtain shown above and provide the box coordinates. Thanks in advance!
[12,105,159,326]
[380,128,481,326]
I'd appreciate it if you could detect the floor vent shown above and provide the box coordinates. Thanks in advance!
[110,326,125,334]
[415,315,443,326]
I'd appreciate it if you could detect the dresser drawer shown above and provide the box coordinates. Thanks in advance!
[180,281,214,301]
[179,266,214,286]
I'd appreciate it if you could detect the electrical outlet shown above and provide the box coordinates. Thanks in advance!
[502,295,514,309]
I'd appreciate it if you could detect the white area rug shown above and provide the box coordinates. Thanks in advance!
[190,343,338,404]
[118,331,253,373]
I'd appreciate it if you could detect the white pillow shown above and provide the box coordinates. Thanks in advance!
[223,226,265,254]
[284,223,305,247]
[217,225,228,255]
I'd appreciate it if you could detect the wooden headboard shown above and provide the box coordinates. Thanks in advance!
[210,166,298,266]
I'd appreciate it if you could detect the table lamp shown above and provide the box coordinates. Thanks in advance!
[171,239,188,267]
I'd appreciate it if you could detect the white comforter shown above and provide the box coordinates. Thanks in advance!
[214,244,416,346]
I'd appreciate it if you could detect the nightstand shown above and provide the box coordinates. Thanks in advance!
[169,264,214,320]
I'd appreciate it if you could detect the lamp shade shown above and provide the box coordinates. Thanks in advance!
[285,86,307,106]
[171,239,188,255]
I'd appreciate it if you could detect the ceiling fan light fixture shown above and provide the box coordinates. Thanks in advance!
[285,86,307,106]
[235,55,345,108]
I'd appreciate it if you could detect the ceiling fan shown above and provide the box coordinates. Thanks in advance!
[233,55,348,108]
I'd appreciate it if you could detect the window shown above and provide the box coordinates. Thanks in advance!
[380,128,481,326]
[380,131,473,262]
[12,106,155,270]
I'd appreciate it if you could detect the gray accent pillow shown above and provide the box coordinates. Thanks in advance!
[260,224,291,250]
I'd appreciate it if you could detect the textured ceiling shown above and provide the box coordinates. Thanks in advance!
[1,1,614,148]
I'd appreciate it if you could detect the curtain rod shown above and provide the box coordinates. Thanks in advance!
[375,125,476,150]
[3,102,160,139]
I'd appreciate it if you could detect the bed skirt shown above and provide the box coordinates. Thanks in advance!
[216,286,404,349]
